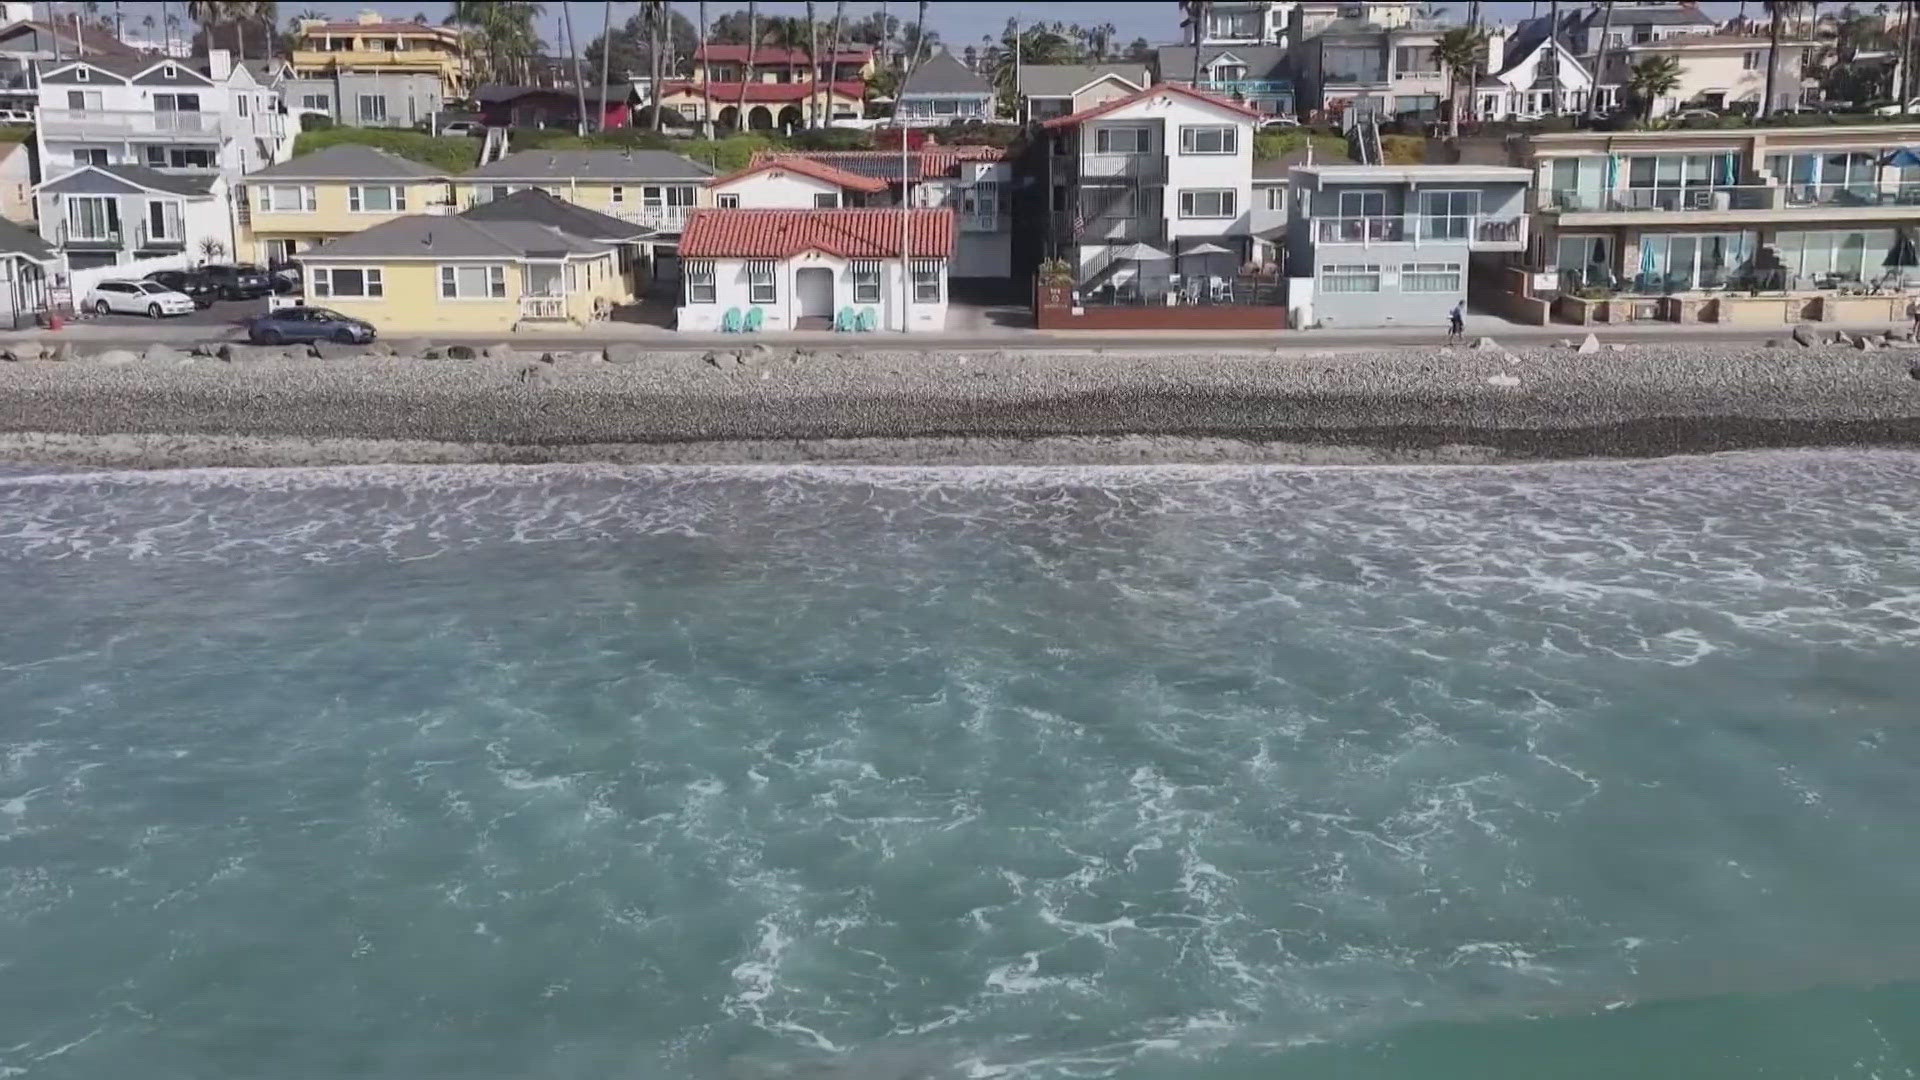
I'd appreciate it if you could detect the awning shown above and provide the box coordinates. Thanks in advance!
[910,258,943,275]
[1885,148,1920,168]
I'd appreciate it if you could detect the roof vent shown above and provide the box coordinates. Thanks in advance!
[422,230,433,246]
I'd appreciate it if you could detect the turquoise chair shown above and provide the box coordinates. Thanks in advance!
[835,306,857,332]
[857,307,877,332]
[721,307,743,333]
[744,306,765,332]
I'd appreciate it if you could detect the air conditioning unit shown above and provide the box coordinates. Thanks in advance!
[1710,191,1732,211]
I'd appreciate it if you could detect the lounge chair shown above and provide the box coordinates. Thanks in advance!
[857,307,877,332]
[721,307,743,332]
[836,306,857,331]
[744,307,764,332]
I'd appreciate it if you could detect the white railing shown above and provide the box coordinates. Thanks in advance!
[38,108,230,139]
[1313,214,1529,246]
[519,296,567,319]
[611,205,692,231]
[960,213,1006,232]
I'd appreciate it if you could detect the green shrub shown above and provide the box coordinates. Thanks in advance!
[786,127,876,151]
[290,127,480,173]
[300,113,335,132]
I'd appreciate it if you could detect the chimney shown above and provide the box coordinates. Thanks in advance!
[208,48,233,81]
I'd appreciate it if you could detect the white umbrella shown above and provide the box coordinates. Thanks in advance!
[1181,241,1235,299]
[1109,242,1170,301]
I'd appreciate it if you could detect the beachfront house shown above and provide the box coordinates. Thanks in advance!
[33,165,234,271]
[295,214,626,334]
[1285,164,1531,327]
[707,155,892,209]
[286,11,472,108]
[674,207,955,332]
[459,188,653,297]
[1154,45,1296,118]
[660,42,874,131]
[239,143,454,266]
[1294,16,1449,122]
[894,52,995,128]
[0,215,61,329]
[1017,64,1152,124]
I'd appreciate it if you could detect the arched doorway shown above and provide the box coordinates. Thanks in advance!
[718,105,740,131]
[776,105,803,132]
[748,105,774,131]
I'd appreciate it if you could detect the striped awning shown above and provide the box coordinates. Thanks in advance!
[911,259,944,275]
[851,259,883,275]
[685,259,715,284]
[745,259,778,276]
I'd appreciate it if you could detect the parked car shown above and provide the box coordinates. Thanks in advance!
[440,119,485,136]
[1873,98,1920,116]
[245,306,377,345]
[87,280,196,318]
[267,263,302,294]
[1258,116,1302,129]
[0,108,32,124]
[198,263,274,300]
[143,268,220,308]
[1672,108,1720,120]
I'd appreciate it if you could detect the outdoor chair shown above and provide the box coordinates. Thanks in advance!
[836,306,857,331]
[857,307,878,331]
[721,308,743,332]
[744,307,765,332]
[1210,277,1234,304]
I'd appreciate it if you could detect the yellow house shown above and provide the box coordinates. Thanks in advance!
[240,144,453,265]
[454,149,716,234]
[290,10,472,99]
[296,215,627,333]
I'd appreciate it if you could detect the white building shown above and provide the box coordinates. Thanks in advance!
[675,207,954,333]
[1041,83,1261,299]
[707,156,891,209]
[1194,2,1297,48]
[1475,31,1605,120]
[31,48,289,271]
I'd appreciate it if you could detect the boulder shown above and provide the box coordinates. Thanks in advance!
[702,350,726,368]
[1764,338,1783,348]
[1857,334,1878,350]
[45,342,72,362]
[190,340,224,357]
[1557,338,1574,349]
[751,342,772,355]
[0,345,27,362]
[93,348,141,366]
[391,338,431,358]
[1472,336,1499,350]
[143,344,183,364]
[540,349,598,364]
[1608,343,1626,352]
[444,344,477,360]
[420,346,445,360]
[516,362,550,384]
[1576,333,1601,355]
[604,344,645,365]
[311,342,364,361]
[367,341,399,357]
[734,351,755,366]
[482,343,518,360]
[1910,362,1920,380]
[1791,323,1819,348]
[1486,373,1521,387]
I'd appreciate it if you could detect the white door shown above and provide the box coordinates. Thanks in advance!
[796,266,834,318]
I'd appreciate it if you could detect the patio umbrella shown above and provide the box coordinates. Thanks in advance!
[1883,148,1920,168]
[1882,228,1919,288]
[1181,241,1235,288]
[1110,242,1170,298]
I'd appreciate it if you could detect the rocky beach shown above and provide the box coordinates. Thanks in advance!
[2,335,1919,467]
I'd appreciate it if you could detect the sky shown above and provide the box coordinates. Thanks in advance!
[98,1,1762,51]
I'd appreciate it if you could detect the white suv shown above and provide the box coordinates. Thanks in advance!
[88,280,196,318]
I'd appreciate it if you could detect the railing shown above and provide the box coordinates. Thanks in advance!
[1065,215,1166,244]
[1782,182,1920,208]
[1079,153,1166,184]
[136,223,184,249]
[519,296,567,320]
[1193,79,1294,99]
[57,222,123,247]
[1474,216,1527,244]
[611,205,692,231]
[1315,215,1405,243]
[38,108,228,138]
[960,213,1006,232]
[1545,185,1776,212]
[1313,214,1529,246]
[1073,273,1284,308]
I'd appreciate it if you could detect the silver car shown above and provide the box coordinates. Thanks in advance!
[87,280,196,318]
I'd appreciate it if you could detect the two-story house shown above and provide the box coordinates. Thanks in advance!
[0,13,142,113]
[1296,16,1449,122]
[658,43,875,131]
[284,11,471,126]
[32,50,287,271]
[1017,64,1150,124]
[1155,45,1295,117]
[1474,21,1606,121]
[894,52,995,128]
[1285,163,1531,327]
[1292,2,1424,40]
[1041,83,1262,301]
[238,143,454,266]
[1608,34,1818,117]
[1193,2,1297,48]
[1516,124,1920,323]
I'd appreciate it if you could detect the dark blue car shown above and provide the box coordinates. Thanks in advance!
[245,306,377,346]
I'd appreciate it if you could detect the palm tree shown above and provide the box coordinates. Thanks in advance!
[1178,1,1211,85]
[562,0,588,134]
[1627,53,1681,120]
[698,0,712,136]
[806,2,820,129]
[1548,0,1561,113]
[1762,0,1793,117]
[735,0,756,131]
[1435,27,1483,137]
[821,1,845,128]
[650,1,670,132]
[911,0,928,70]
[1587,0,1616,118]
[595,0,613,131]
[1902,0,1917,111]
[877,0,888,66]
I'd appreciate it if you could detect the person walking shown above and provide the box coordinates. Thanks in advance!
[1908,294,1920,339]
[1447,299,1466,343]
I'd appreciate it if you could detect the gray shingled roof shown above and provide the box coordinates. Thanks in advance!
[301,215,610,259]
[900,51,993,98]
[1017,64,1151,98]
[38,164,216,197]
[465,148,714,181]
[1154,44,1291,80]
[0,216,55,262]
[250,143,449,181]
[460,188,651,241]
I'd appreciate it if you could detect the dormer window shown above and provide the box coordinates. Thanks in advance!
[75,67,89,81]
[163,63,177,77]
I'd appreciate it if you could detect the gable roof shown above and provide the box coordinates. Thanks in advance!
[1041,82,1263,130]
[0,17,140,56]
[693,44,873,65]
[1153,44,1290,80]
[709,155,891,195]
[301,215,610,260]
[0,216,56,263]
[681,208,956,259]
[458,188,652,241]
[1016,64,1152,98]
[465,148,713,182]
[249,143,449,181]
[36,164,217,197]
[746,147,1007,183]
[899,51,993,98]
[41,53,214,83]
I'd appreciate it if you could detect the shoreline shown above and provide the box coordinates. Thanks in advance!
[3,344,1918,469]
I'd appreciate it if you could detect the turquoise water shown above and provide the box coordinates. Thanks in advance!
[2,454,1918,1079]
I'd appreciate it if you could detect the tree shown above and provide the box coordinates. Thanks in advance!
[598,0,615,131]
[1627,54,1682,119]
[447,2,545,86]
[897,17,937,67]
[822,1,845,128]
[806,2,818,128]
[1762,0,1793,117]
[1178,1,1212,84]
[561,0,588,133]
[1434,27,1484,136]
[699,1,712,136]
[1587,0,1616,118]
[585,6,697,80]
[911,0,930,71]
[1123,36,1153,62]
[736,1,757,130]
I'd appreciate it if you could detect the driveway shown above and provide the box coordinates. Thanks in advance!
[74,296,264,336]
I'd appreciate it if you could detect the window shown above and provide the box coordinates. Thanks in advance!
[65,195,116,239]
[1402,262,1463,292]
[146,146,214,169]
[717,193,741,208]
[349,185,407,212]
[146,145,166,167]
[747,260,777,303]
[1179,189,1237,218]
[813,192,840,208]
[237,94,250,117]
[357,94,387,123]
[684,259,716,303]
[300,93,332,112]
[74,67,89,81]
[440,264,507,299]
[1320,263,1381,293]
[1419,189,1479,240]
[1555,234,1615,289]
[72,148,107,166]
[852,259,882,303]
[1094,126,1151,154]
[67,89,101,110]
[1179,125,1238,155]
[611,186,624,203]
[162,62,177,77]
[1264,186,1285,210]
[911,259,942,302]
[261,184,316,212]
[310,267,384,298]
[1743,50,1764,70]
[1212,62,1249,82]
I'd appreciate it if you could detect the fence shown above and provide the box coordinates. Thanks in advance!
[66,254,190,308]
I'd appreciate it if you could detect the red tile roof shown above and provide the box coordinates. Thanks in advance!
[758,146,1008,180]
[710,155,890,194]
[301,20,461,36]
[693,44,874,64]
[661,80,867,103]
[681,208,956,259]
[1041,82,1263,129]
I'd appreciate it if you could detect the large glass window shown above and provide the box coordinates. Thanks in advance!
[1555,234,1615,290]
[1094,126,1151,154]
[1179,189,1237,218]
[1179,126,1238,154]
[311,267,383,298]
[439,264,507,299]
[349,185,407,212]
[1771,229,1898,285]
[1419,190,1479,240]
[1401,262,1462,292]
[1320,263,1381,293]
[260,184,315,211]
[1624,153,1738,209]
[1633,231,1757,292]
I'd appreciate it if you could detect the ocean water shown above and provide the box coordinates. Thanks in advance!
[2,452,1919,1080]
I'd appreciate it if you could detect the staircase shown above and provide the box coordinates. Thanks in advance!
[479,126,510,166]
[1349,116,1384,166]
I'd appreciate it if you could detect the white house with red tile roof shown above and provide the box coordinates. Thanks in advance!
[1040,83,1262,301]
[707,156,891,210]
[676,207,955,333]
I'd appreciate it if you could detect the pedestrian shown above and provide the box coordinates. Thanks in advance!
[1908,294,1920,338]
[1447,300,1465,343]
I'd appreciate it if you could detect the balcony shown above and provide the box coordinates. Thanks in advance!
[1062,214,1166,245]
[611,205,692,232]
[1782,182,1920,208]
[38,108,228,140]
[1193,79,1294,101]
[1314,215,1406,244]
[519,296,568,320]
[960,213,1007,232]
[290,47,464,77]
[1079,153,1166,185]
[1543,182,1920,223]
[1313,214,1529,250]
